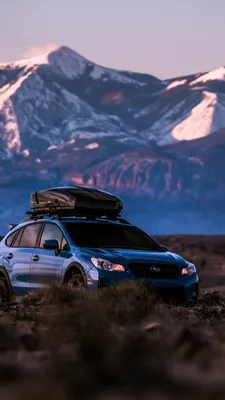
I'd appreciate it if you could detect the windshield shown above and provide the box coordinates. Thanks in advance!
[63,222,163,251]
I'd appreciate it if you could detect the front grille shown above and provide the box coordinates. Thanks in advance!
[128,263,179,280]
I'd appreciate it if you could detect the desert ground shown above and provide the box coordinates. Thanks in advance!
[0,235,225,399]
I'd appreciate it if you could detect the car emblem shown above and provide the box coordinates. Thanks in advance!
[150,266,161,273]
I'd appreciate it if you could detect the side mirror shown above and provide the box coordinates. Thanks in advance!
[43,239,59,251]
[161,245,168,252]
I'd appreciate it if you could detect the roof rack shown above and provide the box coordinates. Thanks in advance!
[22,212,131,225]
[21,186,131,225]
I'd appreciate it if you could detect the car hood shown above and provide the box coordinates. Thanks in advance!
[81,247,187,267]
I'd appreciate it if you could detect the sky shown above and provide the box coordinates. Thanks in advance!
[0,0,225,79]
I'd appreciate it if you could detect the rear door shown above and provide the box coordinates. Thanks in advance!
[2,223,42,295]
[30,222,67,288]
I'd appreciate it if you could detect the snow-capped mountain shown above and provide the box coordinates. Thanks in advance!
[0,45,225,232]
[1,46,225,159]
[0,46,162,157]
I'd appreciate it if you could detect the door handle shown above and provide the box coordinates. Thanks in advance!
[7,253,13,259]
[32,255,39,262]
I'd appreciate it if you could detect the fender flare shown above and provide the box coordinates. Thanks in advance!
[0,266,14,297]
[63,262,87,287]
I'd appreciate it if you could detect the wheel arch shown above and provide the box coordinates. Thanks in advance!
[63,262,87,286]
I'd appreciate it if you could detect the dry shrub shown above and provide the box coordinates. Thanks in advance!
[1,235,225,400]
[0,282,224,399]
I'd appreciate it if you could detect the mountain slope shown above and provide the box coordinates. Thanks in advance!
[1,45,225,160]
[0,46,225,232]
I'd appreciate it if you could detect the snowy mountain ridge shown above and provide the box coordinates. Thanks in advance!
[0,47,225,230]
[0,46,147,85]
[0,45,225,159]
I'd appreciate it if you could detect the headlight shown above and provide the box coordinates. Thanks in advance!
[91,257,125,272]
[182,262,196,276]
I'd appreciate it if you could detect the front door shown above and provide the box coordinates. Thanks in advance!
[30,222,66,288]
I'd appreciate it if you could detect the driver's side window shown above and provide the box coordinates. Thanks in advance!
[40,223,68,250]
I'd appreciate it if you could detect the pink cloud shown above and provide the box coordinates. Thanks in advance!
[22,43,59,59]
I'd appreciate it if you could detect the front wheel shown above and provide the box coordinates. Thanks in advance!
[66,271,86,290]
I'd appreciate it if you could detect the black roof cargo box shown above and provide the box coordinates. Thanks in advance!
[30,186,123,217]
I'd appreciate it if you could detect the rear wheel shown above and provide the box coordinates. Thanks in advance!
[0,278,8,306]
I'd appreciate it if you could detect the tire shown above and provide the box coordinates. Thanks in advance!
[0,278,8,306]
[66,270,85,290]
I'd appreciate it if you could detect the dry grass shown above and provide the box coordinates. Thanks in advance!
[155,235,225,289]
[0,235,225,399]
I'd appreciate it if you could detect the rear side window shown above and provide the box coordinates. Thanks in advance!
[6,230,18,247]
[13,228,24,247]
[19,223,42,248]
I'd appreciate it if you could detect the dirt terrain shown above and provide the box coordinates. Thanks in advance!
[0,235,225,400]
[156,235,225,291]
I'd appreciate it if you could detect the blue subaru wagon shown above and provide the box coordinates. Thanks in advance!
[0,186,199,304]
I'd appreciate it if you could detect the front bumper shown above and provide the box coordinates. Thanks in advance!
[96,269,199,303]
